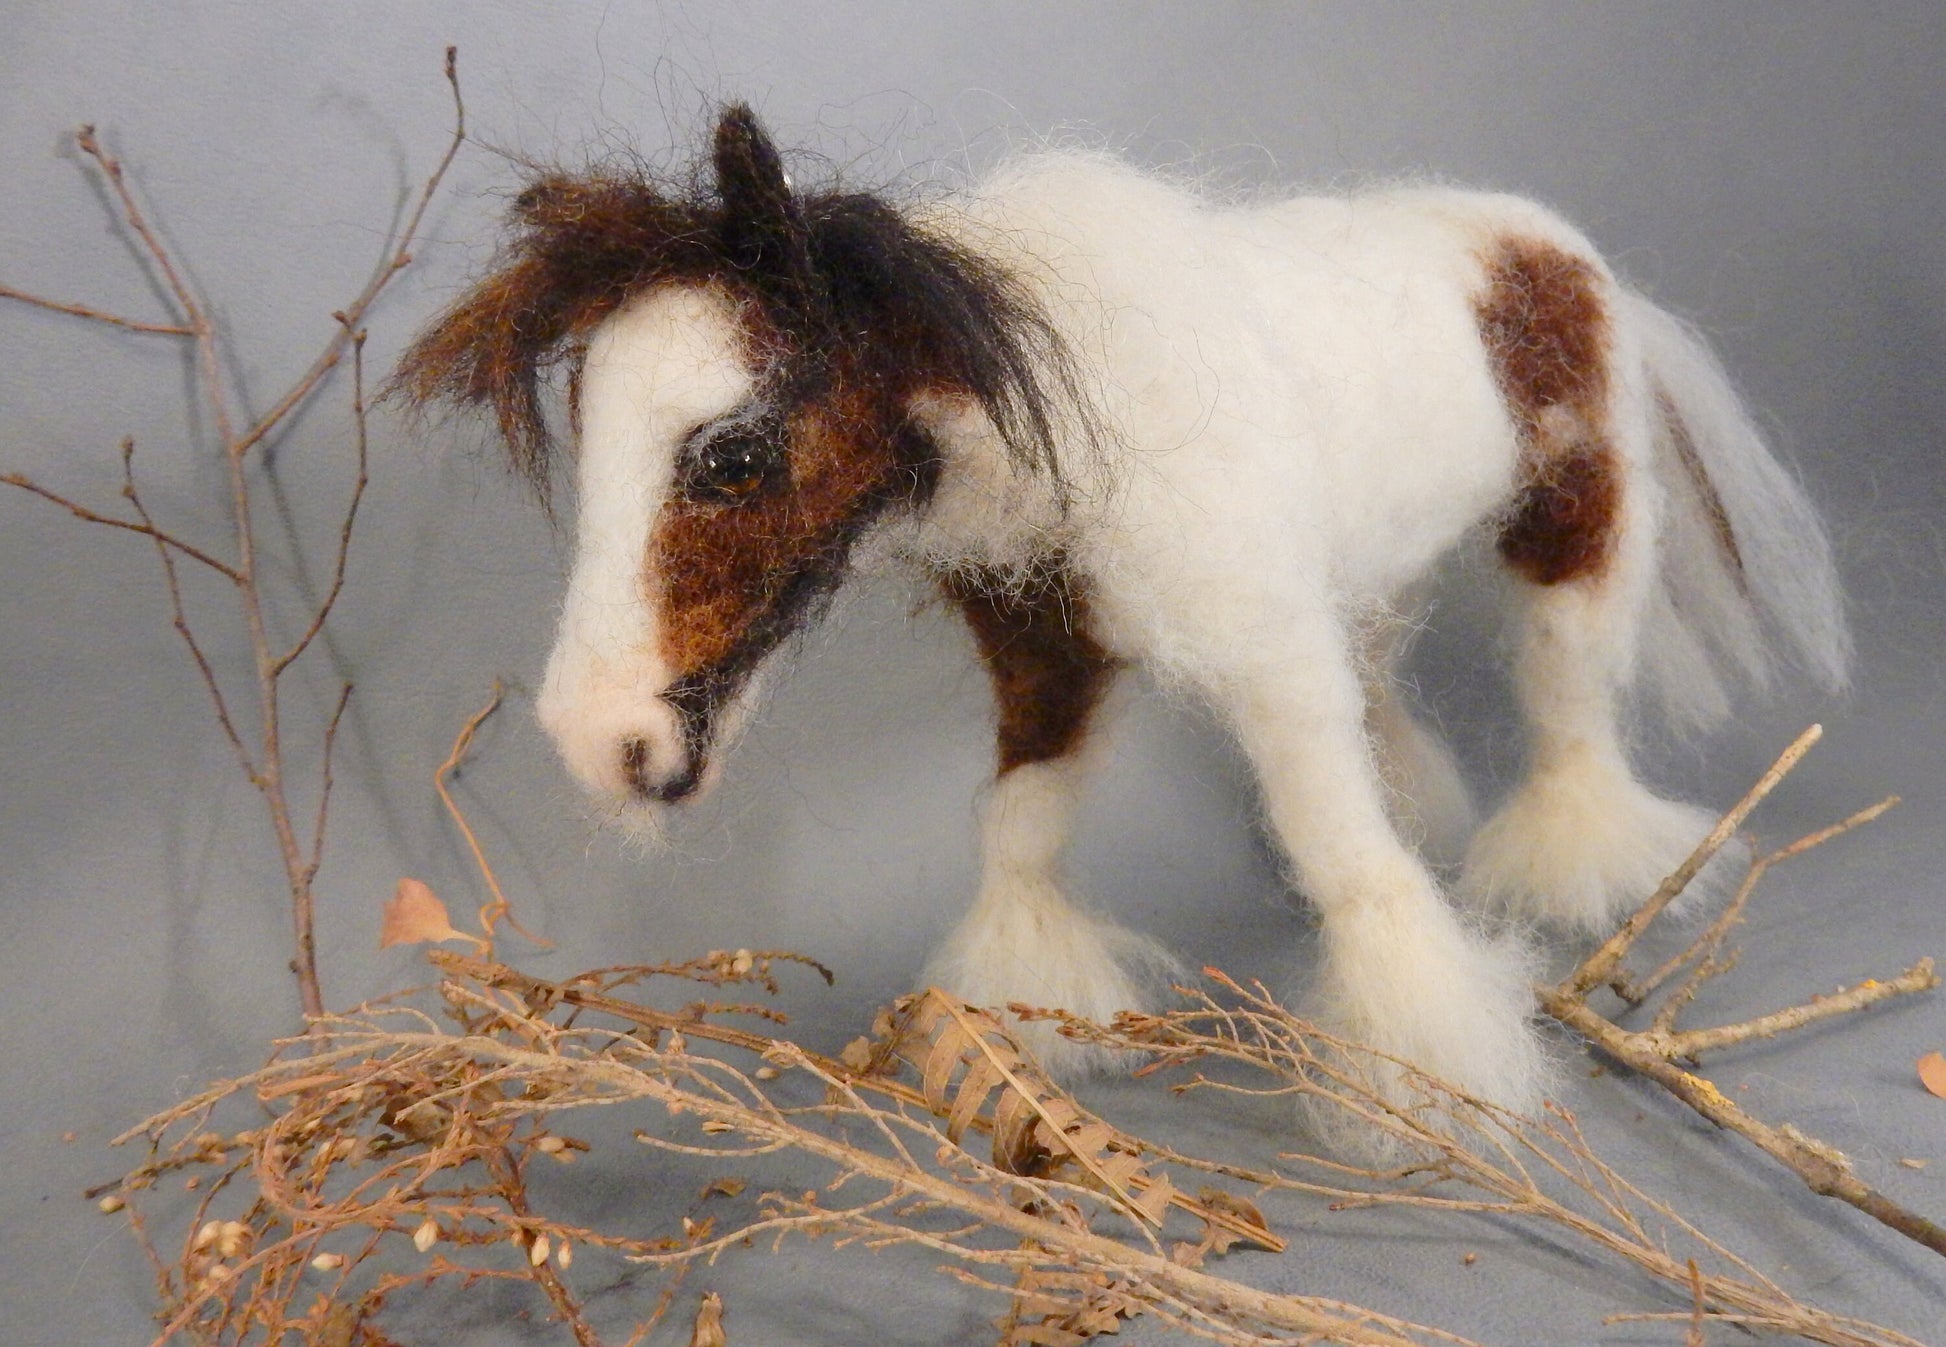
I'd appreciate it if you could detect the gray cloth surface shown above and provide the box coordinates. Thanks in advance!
[2,4,1941,1342]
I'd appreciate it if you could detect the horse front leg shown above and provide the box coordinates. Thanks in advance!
[1206,601,1547,1146]
[921,560,1178,1077]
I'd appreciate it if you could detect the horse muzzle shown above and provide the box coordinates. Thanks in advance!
[536,666,715,809]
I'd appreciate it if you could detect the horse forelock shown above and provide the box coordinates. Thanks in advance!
[393,107,1094,503]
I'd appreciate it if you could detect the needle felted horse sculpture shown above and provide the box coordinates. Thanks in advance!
[396,105,1847,1116]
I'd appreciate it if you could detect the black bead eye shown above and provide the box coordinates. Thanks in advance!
[685,425,781,502]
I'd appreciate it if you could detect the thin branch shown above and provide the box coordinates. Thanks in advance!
[1062,981,1926,1347]
[72,126,210,342]
[119,438,257,780]
[0,282,193,334]
[305,682,356,884]
[1540,988,1946,1258]
[1624,795,1903,1007]
[1532,727,1944,1260]
[436,684,551,948]
[0,470,240,580]
[1661,961,1935,1059]
[9,54,473,1022]
[1567,723,1824,998]
[273,321,371,678]
[231,46,466,459]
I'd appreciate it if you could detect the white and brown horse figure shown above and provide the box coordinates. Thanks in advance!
[397,106,1846,1119]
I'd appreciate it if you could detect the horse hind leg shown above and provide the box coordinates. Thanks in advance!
[920,562,1178,1077]
[1461,244,1731,933]
[1360,606,1477,872]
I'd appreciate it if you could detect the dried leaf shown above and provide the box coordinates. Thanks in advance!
[689,1291,727,1347]
[381,878,474,949]
[1918,1050,1946,1099]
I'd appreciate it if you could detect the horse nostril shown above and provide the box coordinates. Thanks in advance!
[620,737,652,798]
[619,736,702,804]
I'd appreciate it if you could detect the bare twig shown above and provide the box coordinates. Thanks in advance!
[1568,723,1824,998]
[0,470,239,578]
[2,52,469,1021]
[436,684,550,949]
[271,320,372,678]
[1624,795,1903,1008]
[0,281,194,334]
[118,437,256,781]
[108,958,1449,1347]
[1537,728,1944,1260]
[1050,972,1927,1347]
[1539,988,1945,1259]
[306,681,356,887]
[230,47,465,460]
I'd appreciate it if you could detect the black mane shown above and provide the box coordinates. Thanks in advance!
[392,104,1092,496]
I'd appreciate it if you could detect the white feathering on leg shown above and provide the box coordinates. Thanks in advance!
[1299,881,1549,1159]
[920,760,1180,1078]
[1462,743,1741,934]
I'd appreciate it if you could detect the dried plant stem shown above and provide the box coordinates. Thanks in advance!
[1568,723,1823,999]
[1,51,467,1021]
[1538,989,1945,1258]
[436,683,550,948]
[434,950,1282,1257]
[617,1038,1441,1347]
[114,959,1469,1347]
[1051,972,1926,1347]
[1537,726,1944,1260]
[0,281,194,333]
[0,468,238,576]
[1623,794,1904,1010]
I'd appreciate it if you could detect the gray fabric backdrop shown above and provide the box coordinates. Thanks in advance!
[3,3,1941,1342]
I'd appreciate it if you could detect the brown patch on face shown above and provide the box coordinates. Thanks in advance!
[1476,237,1621,586]
[942,559,1120,774]
[650,379,918,677]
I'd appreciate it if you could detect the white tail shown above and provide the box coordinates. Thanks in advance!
[1626,293,1851,731]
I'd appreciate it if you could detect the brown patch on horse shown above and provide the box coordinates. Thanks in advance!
[1476,237,1621,586]
[1493,449,1622,586]
[650,380,922,676]
[942,560,1120,774]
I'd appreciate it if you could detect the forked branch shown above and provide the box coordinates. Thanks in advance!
[1537,726,1943,1258]
[1,50,468,1020]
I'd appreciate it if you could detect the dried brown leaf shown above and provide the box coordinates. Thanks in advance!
[688,1291,727,1347]
[380,878,476,949]
[1917,1050,1946,1099]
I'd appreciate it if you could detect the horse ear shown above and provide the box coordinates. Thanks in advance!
[712,103,817,309]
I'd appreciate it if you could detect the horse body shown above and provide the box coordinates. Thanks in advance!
[923,157,1554,604]
[398,108,1847,1128]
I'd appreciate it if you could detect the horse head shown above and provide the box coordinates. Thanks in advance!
[395,105,1078,812]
